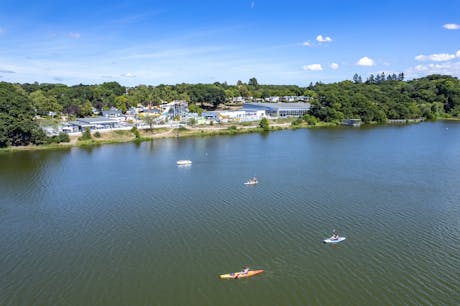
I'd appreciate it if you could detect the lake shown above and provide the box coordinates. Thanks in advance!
[1,121,460,305]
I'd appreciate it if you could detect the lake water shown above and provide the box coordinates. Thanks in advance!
[1,121,460,305]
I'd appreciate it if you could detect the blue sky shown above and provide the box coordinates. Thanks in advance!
[0,0,459,86]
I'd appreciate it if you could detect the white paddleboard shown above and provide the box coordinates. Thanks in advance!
[323,237,346,244]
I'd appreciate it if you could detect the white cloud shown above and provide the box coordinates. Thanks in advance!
[330,63,339,70]
[408,62,460,77]
[415,53,456,62]
[443,23,460,30]
[356,57,375,66]
[456,50,460,58]
[121,72,136,77]
[316,35,332,43]
[414,65,428,72]
[302,64,323,71]
[303,41,311,47]
[69,32,81,39]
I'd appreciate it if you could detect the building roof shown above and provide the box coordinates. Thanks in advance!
[243,102,311,111]
[102,109,122,116]
[202,111,219,115]
[77,117,119,124]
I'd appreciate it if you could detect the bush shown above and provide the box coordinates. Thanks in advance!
[259,118,270,131]
[303,114,318,126]
[291,117,303,126]
[93,131,101,138]
[226,125,238,135]
[31,128,50,145]
[58,132,70,143]
[131,126,141,139]
[79,127,92,141]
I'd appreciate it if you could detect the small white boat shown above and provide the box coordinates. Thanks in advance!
[244,177,258,185]
[176,160,192,165]
[323,237,346,244]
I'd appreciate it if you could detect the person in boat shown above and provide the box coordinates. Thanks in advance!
[240,266,250,275]
[331,230,339,240]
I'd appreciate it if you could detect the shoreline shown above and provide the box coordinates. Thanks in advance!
[1,119,457,153]
[0,122,297,152]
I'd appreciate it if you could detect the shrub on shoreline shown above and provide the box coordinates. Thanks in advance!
[131,126,141,140]
[78,128,92,141]
[259,118,270,131]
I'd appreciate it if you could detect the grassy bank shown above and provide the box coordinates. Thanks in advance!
[0,121,296,152]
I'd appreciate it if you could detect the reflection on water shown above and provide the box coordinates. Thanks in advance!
[0,150,68,190]
[1,122,460,305]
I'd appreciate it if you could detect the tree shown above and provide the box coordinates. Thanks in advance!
[131,126,141,140]
[353,74,363,84]
[128,85,154,106]
[188,103,204,115]
[78,100,93,117]
[29,90,62,116]
[115,95,128,113]
[303,114,318,125]
[259,118,269,131]
[206,86,226,107]
[248,77,259,88]
[79,127,92,141]
[143,115,155,129]
[189,84,226,107]
[0,82,40,147]
[58,132,70,143]
[99,82,125,96]
[238,85,250,97]
[367,74,375,84]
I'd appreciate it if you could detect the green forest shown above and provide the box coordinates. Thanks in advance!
[1,73,460,148]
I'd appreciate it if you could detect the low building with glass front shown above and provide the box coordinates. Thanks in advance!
[242,102,311,117]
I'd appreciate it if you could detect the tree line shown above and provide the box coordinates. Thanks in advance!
[309,74,460,123]
[17,80,307,117]
[1,74,459,147]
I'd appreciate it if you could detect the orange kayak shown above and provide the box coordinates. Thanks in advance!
[219,269,264,279]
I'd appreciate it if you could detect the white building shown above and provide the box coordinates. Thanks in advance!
[267,96,280,103]
[218,110,246,122]
[243,102,311,117]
